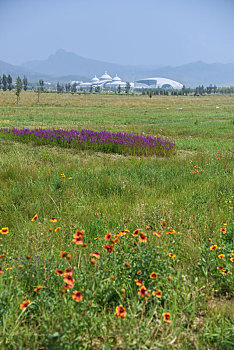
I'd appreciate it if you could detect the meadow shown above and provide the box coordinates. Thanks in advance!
[0,91,233,349]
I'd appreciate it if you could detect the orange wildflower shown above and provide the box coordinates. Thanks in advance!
[163,221,167,227]
[163,312,171,323]
[220,228,226,234]
[72,236,83,245]
[34,286,43,292]
[152,290,162,298]
[91,252,100,259]
[210,245,217,251]
[115,305,127,318]
[218,254,225,259]
[103,244,114,253]
[135,280,144,286]
[153,232,161,237]
[49,217,57,223]
[221,269,230,275]
[55,269,64,275]
[0,268,3,274]
[31,214,38,222]
[0,227,8,234]
[72,291,83,302]
[133,229,139,237]
[137,270,142,275]
[146,226,151,230]
[55,227,61,232]
[20,300,31,309]
[105,233,112,241]
[150,272,157,279]
[0,254,6,259]
[138,286,149,297]
[63,274,74,285]
[168,253,175,258]
[139,233,147,243]
[60,251,67,258]
[230,258,234,262]
[166,230,176,235]
[125,262,130,268]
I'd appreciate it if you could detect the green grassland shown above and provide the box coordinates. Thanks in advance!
[0,91,233,349]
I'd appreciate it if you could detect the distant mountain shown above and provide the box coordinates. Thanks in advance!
[0,58,89,84]
[21,49,137,81]
[0,59,55,83]
[1,49,234,87]
[137,61,234,87]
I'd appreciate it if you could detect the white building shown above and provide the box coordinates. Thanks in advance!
[77,72,133,91]
[134,77,183,89]
[76,72,183,91]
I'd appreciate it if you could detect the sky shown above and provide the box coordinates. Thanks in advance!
[0,0,234,66]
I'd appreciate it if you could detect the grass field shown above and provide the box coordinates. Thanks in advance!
[0,91,233,349]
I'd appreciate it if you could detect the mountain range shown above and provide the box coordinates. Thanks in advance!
[1,49,234,87]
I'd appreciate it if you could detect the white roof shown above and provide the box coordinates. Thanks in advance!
[100,71,112,80]
[112,74,121,82]
[135,77,183,89]
[91,75,99,82]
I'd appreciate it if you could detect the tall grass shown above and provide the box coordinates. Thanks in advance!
[0,92,233,349]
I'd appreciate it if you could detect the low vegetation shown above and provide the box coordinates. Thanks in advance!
[0,92,233,349]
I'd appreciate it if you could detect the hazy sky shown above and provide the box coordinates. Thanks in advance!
[0,0,234,66]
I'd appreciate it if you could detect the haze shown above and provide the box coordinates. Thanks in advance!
[0,0,234,66]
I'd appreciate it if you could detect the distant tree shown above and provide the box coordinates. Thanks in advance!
[125,82,131,94]
[214,85,217,94]
[65,83,71,92]
[61,84,64,92]
[57,82,61,92]
[23,76,28,91]
[71,83,77,93]
[95,86,100,93]
[89,85,93,93]
[39,79,44,91]
[7,74,13,90]
[0,75,2,90]
[117,85,121,94]
[2,74,7,91]
[15,76,22,104]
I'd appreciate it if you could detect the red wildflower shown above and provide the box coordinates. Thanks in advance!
[34,286,43,292]
[91,252,100,259]
[31,214,38,222]
[72,236,83,245]
[63,274,74,285]
[135,280,144,286]
[115,305,127,318]
[153,232,161,237]
[0,227,8,234]
[55,269,64,275]
[162,312,171,323]
[150,272,157,279]
[152,290,162,298]
[103,244,114,253]
[138,286,149,297]
[0,268,3,274]
[20,300,31,309]
[133,229,139,236]
[105,233,112,240]
[72,290,83,302]
[60,251,67,258]
[139,233,147,243]
[49,217,57,223]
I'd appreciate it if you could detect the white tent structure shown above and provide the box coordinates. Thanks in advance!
[134,77,183,89]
